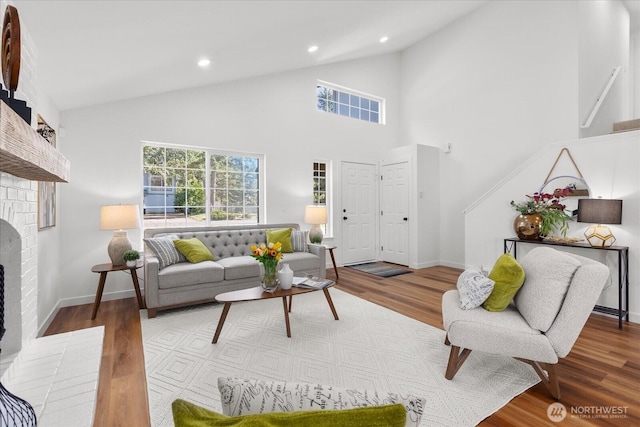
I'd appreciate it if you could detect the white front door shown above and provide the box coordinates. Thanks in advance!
[380,162,409,266]
[341,162,377,265]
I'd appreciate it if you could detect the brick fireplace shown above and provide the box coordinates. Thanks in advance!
[0,0,41,365]
[0,173,38,367]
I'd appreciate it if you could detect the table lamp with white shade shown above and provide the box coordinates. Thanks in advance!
[100,204,141,266]
[304,205,327,244]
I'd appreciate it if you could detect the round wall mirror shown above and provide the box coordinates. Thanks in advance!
[538,175,591,216]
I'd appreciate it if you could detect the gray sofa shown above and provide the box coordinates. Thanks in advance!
[143,223,326,317]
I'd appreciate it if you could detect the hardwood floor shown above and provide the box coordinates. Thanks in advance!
[44,265,640,426]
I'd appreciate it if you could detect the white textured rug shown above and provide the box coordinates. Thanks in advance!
[141,289,539,426]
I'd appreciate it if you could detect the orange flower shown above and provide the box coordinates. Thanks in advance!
[250,240,284,265]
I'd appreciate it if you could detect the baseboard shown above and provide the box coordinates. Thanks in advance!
[411,260,439,269]
[38,288,141,337]
[38,300,63,337]
[436,260,465,270]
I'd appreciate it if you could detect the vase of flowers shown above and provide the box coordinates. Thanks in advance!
[510,189,573,239]
[250,242,283,292]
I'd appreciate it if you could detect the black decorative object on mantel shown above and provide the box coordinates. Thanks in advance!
[0,266,37,426]
[0,83,31,125]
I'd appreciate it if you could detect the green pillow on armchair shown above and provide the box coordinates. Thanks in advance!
[483,253,525,312]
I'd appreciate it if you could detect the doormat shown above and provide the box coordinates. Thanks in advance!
[346,262,413,278]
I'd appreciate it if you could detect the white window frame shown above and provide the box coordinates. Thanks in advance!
[313,159,332,238]
[316,79,385,125]
[142,141,265,228]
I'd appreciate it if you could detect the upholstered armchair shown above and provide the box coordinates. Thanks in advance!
[442,247,610,399]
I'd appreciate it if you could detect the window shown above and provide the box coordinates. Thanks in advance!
[313,162,326,204]
[316,80,384,124]
[210,154,260,224]
[142,143,263,229]
[312,160,331,237]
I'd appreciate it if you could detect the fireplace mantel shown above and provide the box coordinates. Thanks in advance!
[0,101,69,182]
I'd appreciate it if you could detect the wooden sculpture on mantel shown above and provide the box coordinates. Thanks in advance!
[0,5,31,124]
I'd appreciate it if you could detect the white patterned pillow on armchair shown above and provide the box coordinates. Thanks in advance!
[456,269,495,309]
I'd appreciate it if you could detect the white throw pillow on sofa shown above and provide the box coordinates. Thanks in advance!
[144,235,186,269]
[291,230,309,252]
[218,377,425,427]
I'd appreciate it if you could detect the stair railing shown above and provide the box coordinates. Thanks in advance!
[581,66,621,129]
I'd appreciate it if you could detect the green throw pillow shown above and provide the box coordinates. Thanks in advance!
[483,253,525,312]
[171,399,406,427]
[173,238,214,263]
[266,228,293,253]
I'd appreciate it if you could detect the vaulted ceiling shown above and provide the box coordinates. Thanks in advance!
[14,0,487,111]
[12,1,639,112]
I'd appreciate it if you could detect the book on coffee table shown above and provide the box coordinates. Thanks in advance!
[293,276,333,289]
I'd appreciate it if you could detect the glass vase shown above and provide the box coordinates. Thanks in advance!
[261,260,279,293]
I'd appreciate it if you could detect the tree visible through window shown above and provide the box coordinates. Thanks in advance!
[142,144,262,228]
[210,154,260,223]
[313,162,326,204]
[316,81,384,124]
[313,161,330,236]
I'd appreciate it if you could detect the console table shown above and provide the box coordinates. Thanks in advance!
[504,238,629,329]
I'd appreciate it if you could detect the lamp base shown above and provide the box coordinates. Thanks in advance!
[108,230,132,266]
[309,225,324,244]
[584,225,616,247]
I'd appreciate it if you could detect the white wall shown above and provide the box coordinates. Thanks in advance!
[400,0,580,268]
[34,91,61,333]
[465,130,640,322]
[54,54,401,310]
[632,27,640,117]
[579,0,630,137]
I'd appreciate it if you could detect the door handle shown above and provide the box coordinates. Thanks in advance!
[403,217,408,221]
[343,216,348,220]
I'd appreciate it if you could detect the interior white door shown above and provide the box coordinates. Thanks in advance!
[341,162,377,265]
[380,162,409,266]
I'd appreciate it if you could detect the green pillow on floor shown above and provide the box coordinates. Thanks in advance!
[483,253,525,312]
[172,399,406,427]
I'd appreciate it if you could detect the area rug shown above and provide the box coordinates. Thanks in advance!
[347,262,413,277]
[141,289,539,426]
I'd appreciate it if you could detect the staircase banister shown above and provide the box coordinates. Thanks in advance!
[581,66,622,129]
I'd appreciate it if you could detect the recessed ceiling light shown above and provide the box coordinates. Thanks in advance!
[379,36,389,43]
[198,58,211,67]
[308,45,318,53]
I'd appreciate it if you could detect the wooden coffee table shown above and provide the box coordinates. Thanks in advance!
[211,282,339,343]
